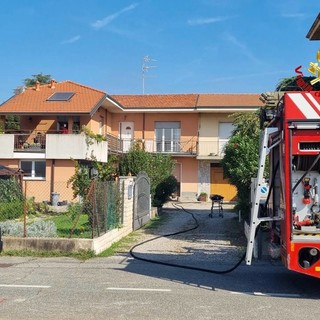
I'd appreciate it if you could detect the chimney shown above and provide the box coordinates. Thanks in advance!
[50,79,56,89]
[14,86,25,95]
[35,81,40,91]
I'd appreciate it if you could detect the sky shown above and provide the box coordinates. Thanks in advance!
[0,1,319,103]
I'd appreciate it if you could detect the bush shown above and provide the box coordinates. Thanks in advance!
[26,197,49,216]
[119,143,175,204]
[0,220,57,238]
[0,201,24,221]
[0,221,23,236]
[27,220,57,238]
[153,175,178,207]
[0,178,23,202]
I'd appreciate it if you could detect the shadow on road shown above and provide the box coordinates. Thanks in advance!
[118,205,320,299]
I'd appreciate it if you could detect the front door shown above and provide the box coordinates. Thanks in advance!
[120,122,134,152]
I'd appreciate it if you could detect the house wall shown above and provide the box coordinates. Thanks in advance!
[23,159,76,203]
[198,113,231,137]
[173,157,198,199]
[19,114,104,134]
[109,112,198,140]
[0,159,76,203]
[20,116,56,133]
[89,108,108,134]
[108,112,199,199]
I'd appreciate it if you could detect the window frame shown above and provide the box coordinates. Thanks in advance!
[155,121,181,153]
[20,160,46,180]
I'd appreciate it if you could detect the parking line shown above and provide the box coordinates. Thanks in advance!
[0,284,51,289]
[107,287,171,292]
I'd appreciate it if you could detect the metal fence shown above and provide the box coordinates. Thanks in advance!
[0,178,123,239]
[70,180,123,238]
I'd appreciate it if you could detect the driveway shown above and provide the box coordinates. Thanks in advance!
[129,201,247,271]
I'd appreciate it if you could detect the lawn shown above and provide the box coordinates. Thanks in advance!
[49,214,91,238]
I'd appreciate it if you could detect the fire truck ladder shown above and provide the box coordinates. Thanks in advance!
[245,127,279,265]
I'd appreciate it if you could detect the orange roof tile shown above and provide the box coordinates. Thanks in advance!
[111,94,198,109]
[197,94,263,107]
[0,80,106,114]
[111,93,263,110]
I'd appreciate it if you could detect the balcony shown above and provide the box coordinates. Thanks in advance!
[0,132,108,162]
[105,134,228,158]
[196,139,229,160]
[107,134,197,156]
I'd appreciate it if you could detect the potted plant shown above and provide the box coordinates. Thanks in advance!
[198,192,208,202]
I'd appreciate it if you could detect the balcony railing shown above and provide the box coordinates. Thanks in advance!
[1,132,108,162]
[14,133,46,152]
[196,139,228,159]
[5,132,227,159]
[106,134,197,155]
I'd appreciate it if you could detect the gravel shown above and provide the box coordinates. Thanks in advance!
[129,201,247,269]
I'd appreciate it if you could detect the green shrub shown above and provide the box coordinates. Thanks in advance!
[153,175,178,207]
[26,197,49,216]
[67,202,82,221]
[0,201,24,221]
[0,178,23,202]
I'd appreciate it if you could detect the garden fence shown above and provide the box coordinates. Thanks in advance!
[0,178,123,239]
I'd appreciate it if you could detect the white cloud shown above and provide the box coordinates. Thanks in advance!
[188,16,230,26]
[224,32,261,64]
[61,35,81,44]
[91,3,138,30]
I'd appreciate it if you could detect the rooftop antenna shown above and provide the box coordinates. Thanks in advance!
[142,55,156,94]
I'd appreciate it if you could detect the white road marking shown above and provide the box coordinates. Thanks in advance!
[0,284,51,288]
[230,291,301,298]
[107,287,171,292]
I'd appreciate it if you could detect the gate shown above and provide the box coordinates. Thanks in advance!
[133,172,151,230]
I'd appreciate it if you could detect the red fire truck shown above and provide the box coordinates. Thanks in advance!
[246,91,320,278]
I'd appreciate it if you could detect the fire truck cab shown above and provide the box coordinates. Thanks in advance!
[246,91,320,278]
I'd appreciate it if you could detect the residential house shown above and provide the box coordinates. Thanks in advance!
[0,80,119,203]
[0,80,263,203]
[306,13,320,40]
[107,93,263,201]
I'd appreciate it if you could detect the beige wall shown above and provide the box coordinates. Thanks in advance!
[198,113,231,137]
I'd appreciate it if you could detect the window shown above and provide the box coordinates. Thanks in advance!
[20,160,46,180]
[219,122,234,155]
[47,92,75,101]
[155,122,181,152]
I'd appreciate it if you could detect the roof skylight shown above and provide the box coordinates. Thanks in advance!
[47,92,75,101]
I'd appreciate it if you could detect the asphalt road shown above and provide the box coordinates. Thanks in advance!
[1,202,320,320]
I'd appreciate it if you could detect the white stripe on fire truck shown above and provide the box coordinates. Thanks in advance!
[288,93,320,119]
[306,92,320,112]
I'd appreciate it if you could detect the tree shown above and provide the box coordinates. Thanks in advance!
[221,112,261,215]
[24,73,52,87]
[119,143,176,206]
[5,115,20,131]
[276,76,320,91]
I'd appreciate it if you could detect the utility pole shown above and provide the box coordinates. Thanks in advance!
[142,55,156,94]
